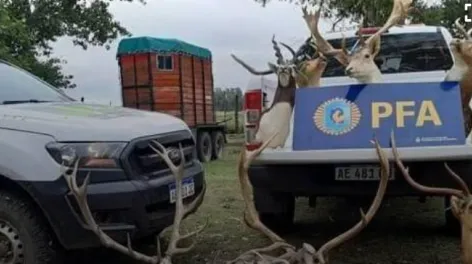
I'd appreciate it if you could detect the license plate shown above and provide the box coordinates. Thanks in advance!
[335,166,395,181]
[169,177,195,203]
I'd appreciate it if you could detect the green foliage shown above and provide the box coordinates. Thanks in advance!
[214,87,243,112]
[0,0,145,89]
[254,0,470,37]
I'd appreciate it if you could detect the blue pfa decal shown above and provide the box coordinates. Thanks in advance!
[292,82,466,150]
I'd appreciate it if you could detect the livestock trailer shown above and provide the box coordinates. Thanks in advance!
[116,36,226,162]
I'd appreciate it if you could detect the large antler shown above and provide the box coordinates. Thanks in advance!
[61,141,206,264]
[388,131,472,264]
[359,0,413,54]
[454,18,472,40]
[231,54,275,75]
[301,1,349,66]
[389,131,469,198]
[230,137,390,264]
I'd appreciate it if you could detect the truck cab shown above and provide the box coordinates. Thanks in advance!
[244,24,471,232]
[0,59,205,263]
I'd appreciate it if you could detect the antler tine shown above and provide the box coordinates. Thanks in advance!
[315,137,389,262]
[357,18,366,46]
[231,54,274,75]
[365,0,413,45]
[61,160,159,263]
[455,18,470,40]
[279,42,296,58]
[302,3,349,65]
[444,163,471,196]
[149,140,207,260]
[390,131,465,198]
[272,35,284,64]
[468,28,472,39]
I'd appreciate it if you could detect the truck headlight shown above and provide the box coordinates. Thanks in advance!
[46,142,127,168]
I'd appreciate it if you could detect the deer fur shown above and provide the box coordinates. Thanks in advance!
[445,18,472,135]
[302,0,413,84]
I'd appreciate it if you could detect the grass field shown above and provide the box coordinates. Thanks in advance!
[79,136,462,263]
[215,111,244,134]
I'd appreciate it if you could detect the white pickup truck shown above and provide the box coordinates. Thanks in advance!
[243,24,472,233]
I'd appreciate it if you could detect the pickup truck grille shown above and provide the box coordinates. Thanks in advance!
[124,130,195,179]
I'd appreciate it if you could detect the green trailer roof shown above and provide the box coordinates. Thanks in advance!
[117,36,212,59]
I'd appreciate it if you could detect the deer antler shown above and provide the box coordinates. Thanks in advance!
[389,131,469,198]
[455,18,472,40]
[61,141,206,264]
[301,2,349,65]
[231,54,275,75]
[230,137,390,263]
[272,34,285,65]
[359,0,413,54]
[388,131,472,264]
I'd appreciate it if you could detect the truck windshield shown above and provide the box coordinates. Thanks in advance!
[322,32,454,78]
[0,61,73,105]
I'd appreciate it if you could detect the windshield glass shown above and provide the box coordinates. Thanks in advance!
[322,32,454,78]
[0,61,73,104]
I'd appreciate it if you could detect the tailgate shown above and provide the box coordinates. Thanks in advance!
[253,144,472,165]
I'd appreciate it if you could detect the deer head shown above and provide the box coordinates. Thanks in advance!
[344,0,413,83]
[230,136,391,264]
[231,35,299,88]
[448,18,472,78]
[446,18,472,135]
[284,37,331,87]
[60,141,206,264]
[303,0,413,84]
[387,131,472,264]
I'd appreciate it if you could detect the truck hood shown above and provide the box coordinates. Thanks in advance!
[0,102,190,141]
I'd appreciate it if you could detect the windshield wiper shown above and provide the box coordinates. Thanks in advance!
[1,99,53,105]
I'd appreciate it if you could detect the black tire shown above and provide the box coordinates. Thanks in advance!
[196,131,212,163]
[0,190,63,263]
[210,131,225,160]
[254,190,295,234]
[444,197,461,235]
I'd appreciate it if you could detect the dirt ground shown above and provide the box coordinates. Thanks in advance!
[77,135,462,264]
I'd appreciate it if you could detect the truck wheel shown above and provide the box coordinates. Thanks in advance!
[0,190,63,263]
[211,131,225,160]
[197,131,212,163]
[444,197,461,235]
[254,189,295,233]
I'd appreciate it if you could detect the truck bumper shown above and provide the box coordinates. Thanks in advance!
[26,161,205,250]
[248,159,472,197]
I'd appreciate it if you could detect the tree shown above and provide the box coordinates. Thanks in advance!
[0,0,145,89]
[214,87,243,112]
[254,0,438,28]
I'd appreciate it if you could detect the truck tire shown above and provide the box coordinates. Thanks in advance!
[211,131,225,160]
[254,188,295,233]
[444,197,461,235]
[197,131,212,163]
[0,190,63,263]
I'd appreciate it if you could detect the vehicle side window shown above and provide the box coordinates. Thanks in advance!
[322,32,454,78]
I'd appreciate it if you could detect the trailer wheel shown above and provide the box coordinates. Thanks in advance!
[197,131,212,162]
[211,131,225,160]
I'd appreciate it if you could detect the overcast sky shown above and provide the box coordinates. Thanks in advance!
[51,0,338,106]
